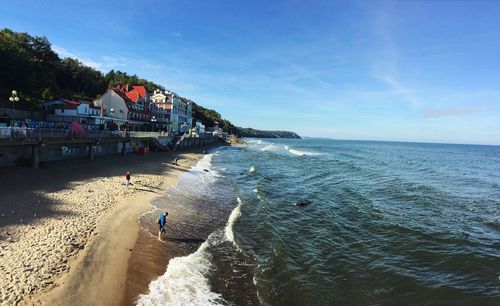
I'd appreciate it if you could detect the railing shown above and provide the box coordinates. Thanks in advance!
[0,127,172,140]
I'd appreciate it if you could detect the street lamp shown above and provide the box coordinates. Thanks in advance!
[151,116,157,132]
[9,90,19,113]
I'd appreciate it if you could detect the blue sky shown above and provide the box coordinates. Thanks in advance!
[1,0,499,144]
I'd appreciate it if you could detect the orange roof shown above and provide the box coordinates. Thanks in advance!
[126,91,140,102]
[132,86,147,98]
[112,89,134,109]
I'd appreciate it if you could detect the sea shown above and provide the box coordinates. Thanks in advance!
[135,138,500,305]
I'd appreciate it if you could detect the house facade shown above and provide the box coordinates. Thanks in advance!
[149,89,192,133]
[150,89,172,130]
[93,89,130,123]
[93,86,152,127]
[44,99,103,125]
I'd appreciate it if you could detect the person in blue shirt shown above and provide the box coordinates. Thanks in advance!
[158,211,168,240]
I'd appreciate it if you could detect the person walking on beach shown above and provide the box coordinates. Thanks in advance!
[125,171,131,186]
[158,211,168,240]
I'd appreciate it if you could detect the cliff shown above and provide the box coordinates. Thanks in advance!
[236,127,301,139]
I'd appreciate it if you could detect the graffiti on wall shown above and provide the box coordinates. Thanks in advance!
[61,145,103,158]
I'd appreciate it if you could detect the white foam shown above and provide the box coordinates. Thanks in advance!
[252,188,258,193]
[287,148,321,156]
[261,144,282,152]
[192,153,216,173]
[225,197,242,245]
[137,233,225,306]
[249,165,255,173]
[288,149,305,156]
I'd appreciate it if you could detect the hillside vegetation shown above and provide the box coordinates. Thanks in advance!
[0,28,299,138]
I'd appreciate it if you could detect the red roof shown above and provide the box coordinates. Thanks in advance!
[61,104,79,110]
[112,89,134,109]
[125,91,140,102]
[132,86,147,98]
[61,99,80,105]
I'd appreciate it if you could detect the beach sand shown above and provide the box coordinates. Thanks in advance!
[0,149,210,305]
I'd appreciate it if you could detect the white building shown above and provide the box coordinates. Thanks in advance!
[44,99,103,125]
[93,89,130,123]
[150,89,192,133]
[150,89,173,130]
[194,120,205,136]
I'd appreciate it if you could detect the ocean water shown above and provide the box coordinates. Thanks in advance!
[138,139,500,305]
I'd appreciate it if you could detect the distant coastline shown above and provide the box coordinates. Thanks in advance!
[235,127,301,139]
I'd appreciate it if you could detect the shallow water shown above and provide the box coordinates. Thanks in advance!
[138,139,500,305]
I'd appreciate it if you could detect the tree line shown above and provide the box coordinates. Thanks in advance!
[0,28,238,132]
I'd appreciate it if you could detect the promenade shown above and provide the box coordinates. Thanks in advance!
[0,127,222,168]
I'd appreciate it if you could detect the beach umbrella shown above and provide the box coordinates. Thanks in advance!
[71,121,85,137]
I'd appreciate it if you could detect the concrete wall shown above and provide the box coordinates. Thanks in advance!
[174,136,221,151]
[0,141,135,167]
[0,136,221,167]
[0,145,33,166]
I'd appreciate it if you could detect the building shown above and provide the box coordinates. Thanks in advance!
[44,99,103,125]
[194,120,205,136]
[93,86,152,128]
[93,89,130,124]
[150,89,173,130]
[149,89,192,133]
[175,95,193,133]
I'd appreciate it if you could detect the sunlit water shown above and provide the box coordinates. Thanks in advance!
[139,139,500,305]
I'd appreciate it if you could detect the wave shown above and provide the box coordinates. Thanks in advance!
[137,231,226,306]
[191,153,221,176]
[261,144,282,152]
[138,196,244,306]
[246,139,263,145]
[225,197,242,246]
[288,149,305,156]
[287,148,321,156]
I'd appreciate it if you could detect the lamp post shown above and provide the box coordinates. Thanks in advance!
[9,90,19,114]
[151,116,157,132]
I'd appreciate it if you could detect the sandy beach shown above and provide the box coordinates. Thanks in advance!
[0,149,210,305]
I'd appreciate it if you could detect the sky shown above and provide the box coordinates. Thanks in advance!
[1,0,499,145]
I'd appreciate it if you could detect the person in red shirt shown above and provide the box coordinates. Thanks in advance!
[125,171,131,186]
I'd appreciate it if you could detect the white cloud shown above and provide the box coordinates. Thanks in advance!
[52,45,102,70]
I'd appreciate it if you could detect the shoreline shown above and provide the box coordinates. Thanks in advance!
[36,155,200,306]
[0,144,222,305]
